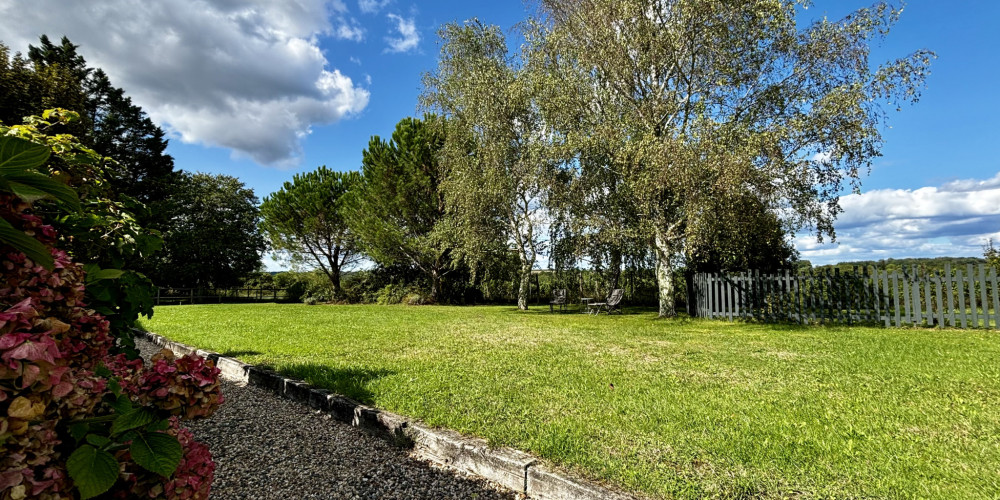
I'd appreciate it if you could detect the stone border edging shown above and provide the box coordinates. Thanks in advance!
[136,330,636,500]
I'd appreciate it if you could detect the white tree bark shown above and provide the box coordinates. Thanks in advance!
[517,262,532,310]
[654,228,676,318]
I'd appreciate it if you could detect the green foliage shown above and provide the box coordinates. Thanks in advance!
[528,0,934,316]
[0,40,91,140]
[3,36,185,296]
[129,431,184,477]
[816,256,988,275]
[271,270,338,303]
[0,135,80,268]
[422,20,552,310]
[152,172,265,288]
[1,111,160,350]
[260,166,361,296]
[984,239,1000,273]
[685,193,798,273]
[22,35,178,223]
[67,445,119,499]
[345,115,456,302]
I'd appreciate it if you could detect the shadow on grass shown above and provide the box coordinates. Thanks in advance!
[220,349,263,357]
[279,364,395,405]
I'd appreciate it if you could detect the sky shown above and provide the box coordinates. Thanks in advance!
[0,0,998,269]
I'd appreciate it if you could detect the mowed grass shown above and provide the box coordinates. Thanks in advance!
[142,304,1000,499]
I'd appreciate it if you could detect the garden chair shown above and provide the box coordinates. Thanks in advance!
[587,288,623,315]
[549,289,568,313]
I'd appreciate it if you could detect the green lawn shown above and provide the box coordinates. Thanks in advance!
[142,304,1000,499]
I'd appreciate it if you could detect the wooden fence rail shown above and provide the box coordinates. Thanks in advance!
[692,263,1000,329]
[155,287,291,305]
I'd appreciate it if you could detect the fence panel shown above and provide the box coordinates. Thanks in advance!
[692,264,997,330]
[154,287,291,305]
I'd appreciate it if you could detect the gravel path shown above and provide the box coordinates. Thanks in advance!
[137,340,521,500]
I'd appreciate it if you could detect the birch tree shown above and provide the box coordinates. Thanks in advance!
[421,21,550,310]
[534,0,933,316]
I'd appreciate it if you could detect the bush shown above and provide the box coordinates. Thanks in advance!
[272,271,335,303]
[1,195,223,499]
[0,119,223,499]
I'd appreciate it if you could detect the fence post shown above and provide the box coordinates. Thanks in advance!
[992,267,1000,330]
[880,269,890,327]
[967,264,978,328]
[979,264,990,329]
[934,274,944,328]
[956,268,967,328]
[945,263,955,327]
[708,273,716,319]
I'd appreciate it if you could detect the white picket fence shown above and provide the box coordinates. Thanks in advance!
[693,263,1000,328]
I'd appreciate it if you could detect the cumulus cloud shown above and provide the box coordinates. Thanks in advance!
[796,172,1000,264]
[0,0,369,166]
[359,0,392,14]
[334,19,366,42]
[384,13,420,53]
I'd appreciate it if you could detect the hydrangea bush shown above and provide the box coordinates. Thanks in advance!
[1,128,222,499]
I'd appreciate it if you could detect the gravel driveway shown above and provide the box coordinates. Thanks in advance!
[138,340,521,500]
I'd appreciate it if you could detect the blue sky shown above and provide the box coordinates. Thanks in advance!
[1,0,998,268]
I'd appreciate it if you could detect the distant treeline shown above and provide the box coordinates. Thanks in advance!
[804,257,987,275]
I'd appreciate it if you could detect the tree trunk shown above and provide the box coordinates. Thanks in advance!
[517,263,532,311]
[654,229,676,318]
[331,266,342,298]
[429,268,441,304]
[609,247,622,291]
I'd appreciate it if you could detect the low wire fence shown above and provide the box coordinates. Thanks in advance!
[692,263,1000,329]
[155,287,292,305]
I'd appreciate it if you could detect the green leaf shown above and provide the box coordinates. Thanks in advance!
[85,434,112,448]
[0,216,54,269]
[146,419,171,432]
[85,267,126,284]
[94,364,112,378]
[94,268,126,280]
[130,431,182,477]
[111,407,157,435]
[4,172,81,211]
[107,378,122,397]
[67,444,119,499]
[110,395,133,415]
[0,136,50,173]
[7,180,49,203]
[69,422,90,443]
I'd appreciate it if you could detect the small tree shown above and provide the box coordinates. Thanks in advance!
[260,167,361,297]
[153,173,265,288]
[345,115,456,302]
[985,239,1000,273]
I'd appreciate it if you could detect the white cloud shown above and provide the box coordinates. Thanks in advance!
[333,18,365,42]
[358,0,391,14]
[796,172,1000,264]
[0,0,369,166]
[384,13,420,53]
[940,171,1000,193]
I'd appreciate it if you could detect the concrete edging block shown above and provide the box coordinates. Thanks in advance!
[527,464,634,500]
[133,329,638,500]
[404,423,536,493]
[453,440,537,493]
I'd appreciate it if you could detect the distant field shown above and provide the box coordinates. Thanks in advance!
[143,304,1000,499]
